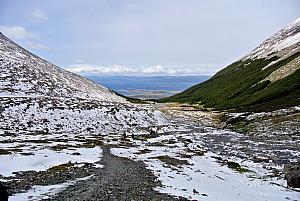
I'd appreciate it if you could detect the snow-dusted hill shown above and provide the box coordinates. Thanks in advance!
[0,32,167,134]
[162,17,300,111]
[0,32,124,102]
[243,17,300,61]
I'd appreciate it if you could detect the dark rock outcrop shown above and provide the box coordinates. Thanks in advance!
[284,161,300,188]
[0,183,9,201]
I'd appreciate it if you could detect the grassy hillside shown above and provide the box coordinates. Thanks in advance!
[159,52,300,112]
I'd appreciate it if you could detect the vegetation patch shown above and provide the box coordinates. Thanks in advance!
[47,162,74,173]
[0,149,11,155]
[185,148,206,156]
[161,139,178,144]
[20,152,34,156]
[24,139,51,143]
[136,148,152,155]
[226,161,250,173]
[146,142,166,147]
[160,53,300,112]
[212,157,250,173]
[179,153,193,159]
[194,150,206,156]
[9,148,23,153]
[151,155,189,167]
[50,144,76,151]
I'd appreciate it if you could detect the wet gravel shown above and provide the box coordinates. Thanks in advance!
[46,148,187,201]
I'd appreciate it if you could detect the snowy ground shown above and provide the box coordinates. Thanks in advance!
[0,128,104,200]
[0,102,299,200]
[9,175,94,201]
[0,97,170,200]
[111,128,299,201]
[0,147,102,177]
[0,65,171,200]
[0,97,167,134]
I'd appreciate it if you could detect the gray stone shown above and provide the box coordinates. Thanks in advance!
[283,161,300,188]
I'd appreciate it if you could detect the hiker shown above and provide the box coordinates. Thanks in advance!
[132,133,135,140]
[0,183,9,201]
[123,131,126,140]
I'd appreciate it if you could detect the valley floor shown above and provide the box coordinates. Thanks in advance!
[1,103,299,201]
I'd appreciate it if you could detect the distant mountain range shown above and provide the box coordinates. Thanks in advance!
[161,18,300,112]
[84,75,209,99]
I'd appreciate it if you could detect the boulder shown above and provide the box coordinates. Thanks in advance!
[283,161,300,188]
[0,183,9,201]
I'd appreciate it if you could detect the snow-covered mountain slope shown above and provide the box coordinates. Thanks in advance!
[0,32,168,134]
[0,32,124,102]
[0,97,167,134]
[243,17,300,61]
[161,17,300,112]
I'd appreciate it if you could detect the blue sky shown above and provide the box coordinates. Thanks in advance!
[0,0,299,75]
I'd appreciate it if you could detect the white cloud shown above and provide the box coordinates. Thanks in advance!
[26,41,50,51]
[0,25,49,51]
[0,26,35,40]
[66,64,215,76]
[30,8,48,21]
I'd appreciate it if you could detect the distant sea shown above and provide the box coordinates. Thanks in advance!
[85,75,210,99]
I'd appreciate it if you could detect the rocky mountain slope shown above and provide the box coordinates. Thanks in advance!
[0,32,167,134]
[161,18,300,112]
[0,32,124,102]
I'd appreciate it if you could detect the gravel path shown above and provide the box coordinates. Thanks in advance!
[47,148,187,201]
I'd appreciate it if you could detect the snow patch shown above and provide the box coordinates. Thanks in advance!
[0,147,102,177]
[9,175,93,201]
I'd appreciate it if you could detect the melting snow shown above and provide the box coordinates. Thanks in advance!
[0,147,102,177]
[111,131,300,201]
[9,175,93,201]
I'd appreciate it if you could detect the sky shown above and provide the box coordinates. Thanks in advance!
[0,0,299,76]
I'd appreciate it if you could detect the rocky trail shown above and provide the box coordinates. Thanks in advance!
[2,104,300,201]
[46,147,185,201]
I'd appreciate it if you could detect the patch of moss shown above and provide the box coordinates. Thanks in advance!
[231,122,252,134]
[0,149,11,155]
[185,148,206,156]
[271,113,300,124]
[194,150,206,156]
[10,148,23,153]
[179,153,193,159]
[47,162,74,173]
[136,148,152,154]
[227,161,250,173]
[146,142,165,147]
[151,155,189,167]
[81,143,96,148]
[161,139,177,144]
[24,139,51,144]
[50,144,76,151]
[20,152,34,156]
